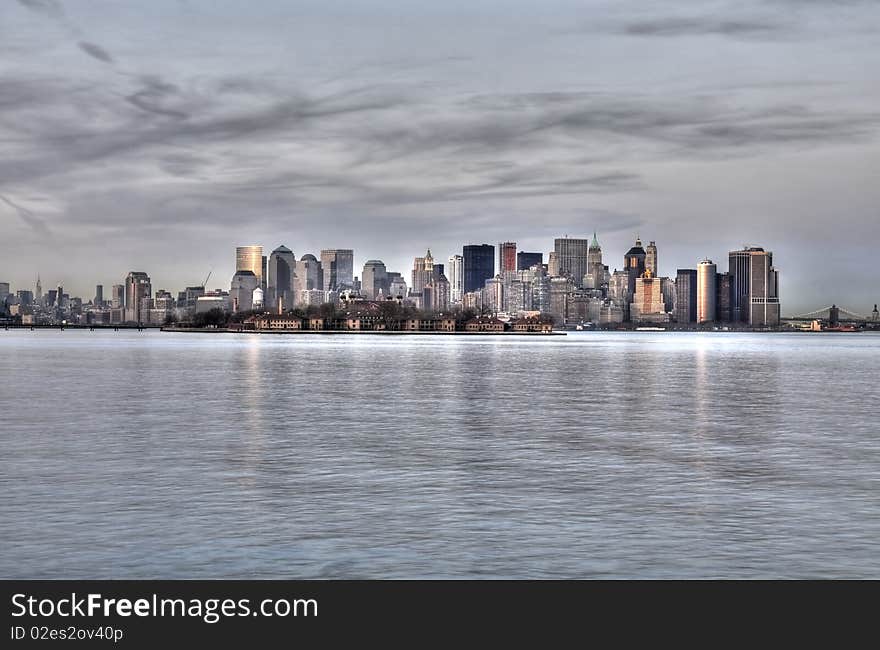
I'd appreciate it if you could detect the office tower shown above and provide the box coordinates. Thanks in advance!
[412,250,435,294]
[530,266,551,314]
[388,273,407,299]
[111,284,125,309]
[549,277,572,325]
[517,252,543,271]
[483,277,503,313]
[425,270,450,312]
[261,256,267,291]
[728,247,754,323]
[236,245,263,289]
[124,272,152,323]
[646,241,658,276]
[547,251,560,277]
[35,275,42,304]
[362,260,389,300]
[716,272,733,323]
[586,232,605,289]
[320,249,354,291]
[230,270,259,312]
[608,270,630,312]
[624,237,647,297]
[447,255,463,303]
[674,269,697,323]
[748,249,780,326]
[462,244,495,293]
[94,285,103,306]
[267,245,296,308]
[293,254,323,302]
[553,237,590,286]
[498,242,517,274]
[697,260,717,323]
[0,282,9,303]
[16,290,34,306]
[630,270,668,323]
[47,289,57,307]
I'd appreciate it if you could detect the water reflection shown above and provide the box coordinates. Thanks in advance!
[1,330,878,578]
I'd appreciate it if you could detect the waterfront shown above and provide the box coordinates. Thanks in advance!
[1,330,878,578]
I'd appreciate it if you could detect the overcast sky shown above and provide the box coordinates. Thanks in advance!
[2,0,879,314]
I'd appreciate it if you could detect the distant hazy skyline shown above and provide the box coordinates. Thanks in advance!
[2,0,879,313]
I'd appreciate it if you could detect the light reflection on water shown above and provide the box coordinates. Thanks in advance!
[1,330,878,578]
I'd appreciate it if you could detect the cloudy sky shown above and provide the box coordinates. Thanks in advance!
[2,0,879,314]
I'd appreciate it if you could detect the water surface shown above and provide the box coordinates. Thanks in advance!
[2,330,878,578]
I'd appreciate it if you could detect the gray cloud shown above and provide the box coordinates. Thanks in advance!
[78,41,114,64]
[16,0,65,19]
[0,194,52,238]
[621,17,786,37]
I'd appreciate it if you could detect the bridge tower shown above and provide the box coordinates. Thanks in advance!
[829,304,840,327]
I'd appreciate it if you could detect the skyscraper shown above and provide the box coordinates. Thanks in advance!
[630,270,668,323]
[517,251,543,271]
[747,249,780,327]
[111,284,125,309]
[94,285,103,306]
[230,270,259,312]
[716,272,733,323]
[674,269,697,323]
[362,260,389,300]
[697,259,717,324]
[498,242,517,274]
[587,232,604,289]
[553,237,590,286]
[463,244,494,294]
[646,241,658,276]
[729,246,780,326]
[624,237,647,297]
[320,249,354,291]
[447,254,463,303]
[267,245,296,309]
[124,272,151,323]
[236,246,263,289]
[411,250,434,294]
[291,254,323,305]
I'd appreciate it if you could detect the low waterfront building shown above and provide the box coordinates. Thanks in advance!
[511,317,553,332]
[465,317,506,332]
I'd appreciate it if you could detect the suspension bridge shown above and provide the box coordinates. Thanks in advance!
[785,304,879,324]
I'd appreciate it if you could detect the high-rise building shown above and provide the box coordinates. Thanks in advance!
[630,270,669,323]
[624,237,647,297]
[549,277,572,325]
[94,285,103,306]
[230,270,259,312]
[483,277,503,313]
[35,275,42,304]
[111,284,125,309]
[697,260,717,323]
[320,249,354,291]
[517,252,543,271]
[411,250,435,294]
[586,232,605,289]
[553,237,590,286]
[293,254,323,304]
[267,245,296,309]
[124,272,151,323]
[498,242,517,274]
[463,244,494,294]
[387,274,406,299]
[547,251,560,277]
[748,249,780,327]
[716,272,733,323]
[729,246,780,326]
[447,255,463,303]
[674,269,697,323]
[362,260,389,300]
[236,246,263,289]
[0,283,9,302]
[646,241,658,276]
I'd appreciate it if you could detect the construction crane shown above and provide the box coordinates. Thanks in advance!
[201,269,212,289]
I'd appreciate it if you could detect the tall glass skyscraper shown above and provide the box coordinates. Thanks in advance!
[462,244,494,294]
[320,249,354,291]
[236,245,263,289]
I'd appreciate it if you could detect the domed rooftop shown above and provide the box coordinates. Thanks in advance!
[364,259,385,266]
[272,245,292,254]
[300,254,318,262]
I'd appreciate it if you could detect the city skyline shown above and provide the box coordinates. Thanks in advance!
[2,1,880,313]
